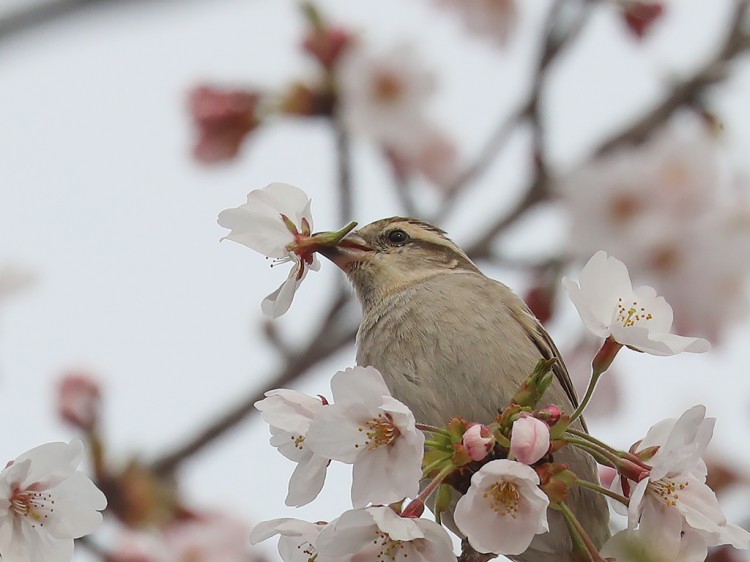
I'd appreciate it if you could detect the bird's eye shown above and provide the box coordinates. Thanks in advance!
[386,229,409,245]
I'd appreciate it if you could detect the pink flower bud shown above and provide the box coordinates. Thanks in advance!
[188,86,259,163]
[537,404,562,425]
[58,372,101,430]
[510,416,550,465]
[302,27,352,69]
[462,424,494,462]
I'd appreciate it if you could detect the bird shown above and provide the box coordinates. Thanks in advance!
[318,217,611,562]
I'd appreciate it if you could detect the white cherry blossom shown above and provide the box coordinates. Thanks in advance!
[601,527,708,562]
[305,366,424,507]
[437,0,518,46]
[0,440,107,562]
[510,415,550,465]
[254,389,329,507]
[454,459,549,555]
[615,406,750,559]
[562,250,711,356]
[316,507,456,562]
[250,518,329,562]
[217,182,320,317]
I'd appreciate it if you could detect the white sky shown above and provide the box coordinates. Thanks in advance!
[1,0,750,560]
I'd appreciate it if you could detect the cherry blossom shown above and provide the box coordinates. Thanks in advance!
[250,517,329,562]
[255,389,329,507]
[614,406,750,559]
[0,440,107,562]
[510,415,550,465]
[436,0,518,46]
[562,250,711,356]
[315,507,456,562]
[558,125,750,342]
[305,366,424,507]
[454,459,549,555]
[218,182,320,317]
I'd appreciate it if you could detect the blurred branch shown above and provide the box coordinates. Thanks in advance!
[468,0,750,260]
[438,0,592,215]
[461,0,592,257]
[333,115,354,223]
[151,289,356,476]
[597,0,750,155]
[0,0,164,44]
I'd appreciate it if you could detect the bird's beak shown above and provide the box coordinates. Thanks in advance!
[318,231,373,271]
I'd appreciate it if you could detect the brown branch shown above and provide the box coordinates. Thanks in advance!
[458,539,497,562]
[468,0,750,261]
[597,0,750,155]
[0,0,170,44]
[333,115,354,223]
[151,289,356,476]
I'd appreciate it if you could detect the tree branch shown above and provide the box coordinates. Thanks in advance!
[458,539,497,562]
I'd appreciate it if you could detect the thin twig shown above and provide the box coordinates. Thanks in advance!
[333,115,354,223]
[597,0,750,155]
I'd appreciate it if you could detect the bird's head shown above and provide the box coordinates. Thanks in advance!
[319,217,480,307]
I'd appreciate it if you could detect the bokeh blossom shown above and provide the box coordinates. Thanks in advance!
[188,85,259,163]
[559,126,750,342]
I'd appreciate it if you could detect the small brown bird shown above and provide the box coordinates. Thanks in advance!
[320,217,610,562]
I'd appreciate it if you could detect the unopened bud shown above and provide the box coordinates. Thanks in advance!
[58,372,101,431]
[536,404,562,425]
[510,415,550,465]
[400,498,424,518]
[462,424,495,462]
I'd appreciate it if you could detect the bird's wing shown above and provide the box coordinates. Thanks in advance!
[509,302,588,432]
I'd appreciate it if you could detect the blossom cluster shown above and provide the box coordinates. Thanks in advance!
[229,183,750,562]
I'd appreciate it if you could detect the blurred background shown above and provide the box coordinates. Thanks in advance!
[1,0,750,560]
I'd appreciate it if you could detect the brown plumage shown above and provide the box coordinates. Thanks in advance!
[321,217,610,561]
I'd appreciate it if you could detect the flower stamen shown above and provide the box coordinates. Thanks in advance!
[10,489,55,527]
[355,413,400,450]
[484,481,520,518]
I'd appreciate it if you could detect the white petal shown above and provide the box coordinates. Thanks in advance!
[250,183,312,223]
[249,517,321,544]
[285,453,328,507]
[46,472,106,538]
[316,509,378,558]
[15,441,83,490]
[330,366,391,407]
[261,265,302,318]
[306,403,370,463]
[255,389,323,434]
[218,207,294,258]
[367,507,424,541]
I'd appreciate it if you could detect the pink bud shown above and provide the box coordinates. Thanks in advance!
[58,372,101,430]
[537,404,562,425]
[188,86,259,163]
[510,416,550,465]
[462,424,495,462]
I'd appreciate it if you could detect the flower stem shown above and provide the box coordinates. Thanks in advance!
[416,423,451,437]
[563,437,618,468]
[576,479,629,506]
[565,428,623,456]
[559,502,606,561]
[568,338,622,426]
[415,466,455,504]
